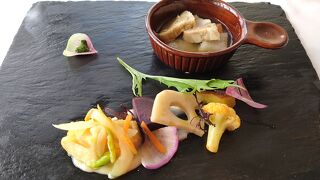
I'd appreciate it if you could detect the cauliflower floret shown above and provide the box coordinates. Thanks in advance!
[202,102,241,153]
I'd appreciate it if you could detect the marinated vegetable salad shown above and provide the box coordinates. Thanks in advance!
[53,58,266,179]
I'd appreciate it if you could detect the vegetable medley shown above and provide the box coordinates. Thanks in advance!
[53,58,266,179]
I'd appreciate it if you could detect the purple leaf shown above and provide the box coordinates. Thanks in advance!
[226,78,267,108]
[132,97,164,130]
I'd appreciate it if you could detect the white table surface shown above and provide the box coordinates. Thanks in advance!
[1,0,319,79]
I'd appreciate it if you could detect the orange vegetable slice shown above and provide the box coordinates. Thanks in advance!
[140,121,166,154]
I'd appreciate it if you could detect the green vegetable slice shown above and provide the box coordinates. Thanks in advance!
[106,128,117,163]
[117,57,238,96]
[88,152,111,169]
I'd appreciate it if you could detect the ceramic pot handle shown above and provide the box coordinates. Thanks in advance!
[245,20,288,49]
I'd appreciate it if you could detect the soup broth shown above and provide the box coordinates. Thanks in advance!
[157,11,232,53]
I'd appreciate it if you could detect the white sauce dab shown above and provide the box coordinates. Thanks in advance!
[71,153,142,177]
[72,157,112,175]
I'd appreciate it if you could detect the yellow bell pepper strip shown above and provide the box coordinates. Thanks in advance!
[88,152,111,169]
[84,108,95,121]
[123,114,132,134]
[106,128,117,163]
[53,120,97,131]
[96,105,137,155]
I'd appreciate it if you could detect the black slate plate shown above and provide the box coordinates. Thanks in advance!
[0,1,319,180]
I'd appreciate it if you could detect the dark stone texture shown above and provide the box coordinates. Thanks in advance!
[0,1,319,180]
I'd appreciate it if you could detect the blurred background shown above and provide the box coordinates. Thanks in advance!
[0,0,319,78]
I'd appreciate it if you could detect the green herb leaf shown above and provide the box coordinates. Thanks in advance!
[117,57,237,96]
[75,40,90,53]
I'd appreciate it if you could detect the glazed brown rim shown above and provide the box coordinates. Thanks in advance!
[145,0,247,57]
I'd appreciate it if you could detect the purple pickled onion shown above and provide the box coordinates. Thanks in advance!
[226,78,267,108]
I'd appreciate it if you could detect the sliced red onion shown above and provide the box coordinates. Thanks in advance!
[140,127,178,169]
[226,78,267,108]
[63,33,97,57]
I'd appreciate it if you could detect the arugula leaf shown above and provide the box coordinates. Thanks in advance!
[118,57,147,96]
[118,57,238,96]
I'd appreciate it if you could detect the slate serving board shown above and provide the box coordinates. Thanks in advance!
[0,1,319,179]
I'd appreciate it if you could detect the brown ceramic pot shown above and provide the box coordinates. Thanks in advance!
[146,0,288,73]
